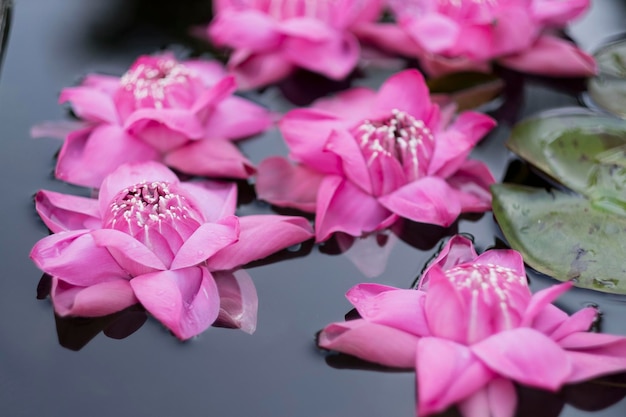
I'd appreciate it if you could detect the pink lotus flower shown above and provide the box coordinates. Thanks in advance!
[256,69,496,241]
[207,0,384,89]
[34,54,274,188]
[318,235,626,416]
[355,0,596,77]
[30,161,313,340]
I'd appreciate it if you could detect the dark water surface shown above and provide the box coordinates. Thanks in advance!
[2,1,626,417]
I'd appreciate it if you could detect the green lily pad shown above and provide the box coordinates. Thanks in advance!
[492,183,626,294]
[506,109,626,216]
[588,37,626,118]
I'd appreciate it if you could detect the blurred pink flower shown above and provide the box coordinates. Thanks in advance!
[355,0,596,77]
[34,54,274,188]
[31,162,313,340]
[207,0,384,89]
[256,69,495,241]
[318,235,626,416]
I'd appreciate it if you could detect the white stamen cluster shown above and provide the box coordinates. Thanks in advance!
[107,181,191,232]
[355,109,433,180]
[265,0,343,20]
[438,0,499,7]
[446,263,527,337]
[446,263,525,300]
[119,58,193,109]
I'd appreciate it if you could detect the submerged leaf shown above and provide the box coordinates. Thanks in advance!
[506,109,626,216]
[492,184,626,294]
[427,71,504,111]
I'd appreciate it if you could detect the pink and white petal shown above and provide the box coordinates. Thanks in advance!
[191,75,237,116]
[423,266,468,343]
[489,7,538,58]
[565,349,626,383]
[472,327,572,391]
[311,87,377,122]
[498,35,597,77]
[89,229,167,273]
[208,9,282,51]
[131,267,221,340]
[521,282,573,327]
[98,161,179,214]
[531,0,590,26]
[282,23,360,80]
[164,138,255,179]
[417,337,494,416]
[378,177,462,227]
[346,283,399,300]
[428,111,496,177]
[473,249,527,280]
[352,22,423,58]
[559,332,626,350]
[35,190,101,233]
[80,74,120,95]
[124,108,205,140]
[402,13,460,54]
[549,307,598,342]
[346,285,430,337]
[325,129,373,195]
[318,319,419,369]
[30,230,130,286]
[31,120,89,140]
[171,216,240,270]
[52,277,138,317]
[315,176,393,242]
[56,125,160,188]
[255,157,324,212]
[213,269,258,334]
[531,304,570,335]
[278,17,336,42]
[204,96,274,140]
[458,378,517,417]
[59,86,119,124]
[420,235,478,289]
[373,69,433,121]
[558,333,626,382]
[279,108,344,174]
[445,160,496,213]
[347,0,385,24]
[181,59,228,86]
[178,181,238,222]
[206,215,313,271]
[228,49,295,90]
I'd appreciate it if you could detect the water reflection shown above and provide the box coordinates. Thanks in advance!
[55,306,148,351]
[0,0,12,76]
[36,232,322,350]
[318,220,458,278]
[37,269,262,350]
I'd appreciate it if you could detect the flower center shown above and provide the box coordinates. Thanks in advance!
[355,109,434,182]
[255,0,343,23]
[446,263,526,297]
[445,263,530,337]
[437,0,501,20]
[104,181,199,236]
[119,57,197,109]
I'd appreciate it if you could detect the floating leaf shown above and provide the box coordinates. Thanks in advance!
[492,183,626,294]
[506,109,626,216]
[588,36,626,118]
